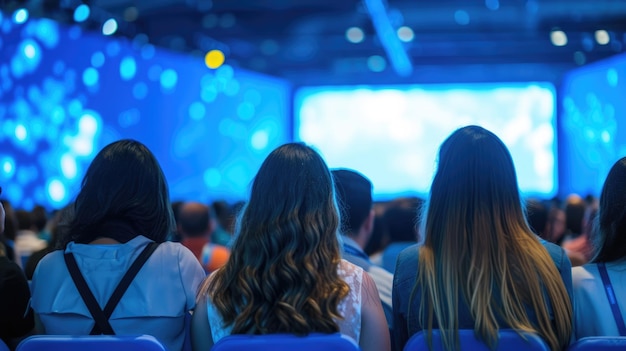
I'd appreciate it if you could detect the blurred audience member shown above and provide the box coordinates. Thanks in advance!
[192,143,390,351]
[30,205,50,243]
[526,198,549,237]
[13,209,46,269]
[211,200,237,247]
[1,200,18,262]
[332,168,394,331]
[381,197,422,273]
[573,157,626,338]
[0,200,34,350]
[364,203,388,263]
[24,204,74,280]
[393,126,572,351]
[179,201,230,273]
[31,139,205,351]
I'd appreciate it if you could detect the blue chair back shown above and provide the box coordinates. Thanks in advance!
[0,339,10,351]
[404,329,550,351]
[211,333,361,351]
[16,335,167,351]
[567,336,626,350]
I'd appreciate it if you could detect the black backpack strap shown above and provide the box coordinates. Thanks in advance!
[64,252,115,335]
[64,241,160,335]
[102,242,160,319]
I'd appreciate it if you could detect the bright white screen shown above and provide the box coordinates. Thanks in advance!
[295,83,556,200]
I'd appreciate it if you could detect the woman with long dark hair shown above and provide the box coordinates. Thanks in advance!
[573,156,626,338]
[393,126,573,351]
[191,143,389,351]
[31,139,205,351]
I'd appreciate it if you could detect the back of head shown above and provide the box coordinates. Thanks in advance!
[593,157,626,263]
[331,169,373,236]
[418,125,571,351]
[1,200,18,241]
[31,205,48,232]
[15,209,33,231]
[178,202,211,238]
[526,198,548,237]
[204,142,348,335]
[68,139,174,244]
[564,194,586,237]
[383,198,422,243]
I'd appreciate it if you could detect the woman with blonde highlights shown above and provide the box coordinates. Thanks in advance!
[192,143,389,351]
[392,126,573,351]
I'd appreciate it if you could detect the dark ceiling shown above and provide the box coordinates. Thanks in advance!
[4,0,626,84]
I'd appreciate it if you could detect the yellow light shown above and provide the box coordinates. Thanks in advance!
[204,50,225,69]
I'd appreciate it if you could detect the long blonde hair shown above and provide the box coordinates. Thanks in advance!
[412,126,572,351]
[196,143,349,335]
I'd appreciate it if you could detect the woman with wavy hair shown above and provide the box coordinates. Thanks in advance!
[31,139,205,351]
[191,142,389,351]
[392,126,573,351]
[572,156,626,338]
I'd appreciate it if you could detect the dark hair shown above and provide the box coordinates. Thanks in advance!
[592,157,626,263]
[178,202,210,237]
[1,200,18,241]
[198,142,349,335]
[31,205,48,232]
[384,203,420,243]
[67,139,174,244]
[415,125,572,351]
[332,169,373,236]
[15,209,32,231]
[526,198,548,237]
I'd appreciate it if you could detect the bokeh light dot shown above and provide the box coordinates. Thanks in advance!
[148,65,162,81]
[73,4,90,23]
[91,52,105,67]
[133,82,148,99]
[160,69,178,90]
[189,102,206,120]
[15,124,27,141]
[79,113,99,136]
[61,154,77,179]
[397,26,414,42]
[102,18,118,36]
[367,55,387,72]
[550,30,568,46]
[237,102,255,120]
[204,49,225,69]
[607,68,618,87]
[13,9,28,24]
[24,43,35,58]
[82,67,99,87]
[250,130,269,150]
[119,56,136,80]
[595,30,610,45]
[454,10,470,25]
[346,27,365,44]
[47,179,66,203]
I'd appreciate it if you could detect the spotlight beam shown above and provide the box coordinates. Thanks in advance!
[363,0,413,77]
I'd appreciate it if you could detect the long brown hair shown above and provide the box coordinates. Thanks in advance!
[197,143,349,335]
[412,126,572,351]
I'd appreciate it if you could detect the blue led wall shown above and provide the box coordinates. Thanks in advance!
[0,15,291,210]
[559,53,626,197]
[295,83,557,200]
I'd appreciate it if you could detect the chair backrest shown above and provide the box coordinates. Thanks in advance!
[211,333,361,351]
[16,335,168,351]
[0,339,10,351]
[567,336,626,351]
[404,329,550,351]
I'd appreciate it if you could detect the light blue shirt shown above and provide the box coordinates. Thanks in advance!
[31,235,206,351]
